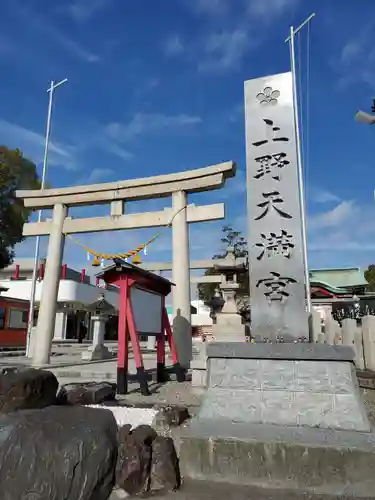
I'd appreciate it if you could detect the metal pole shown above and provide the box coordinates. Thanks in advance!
[285,13,315,42]
[26,78,68,357]
[288,20,313,314]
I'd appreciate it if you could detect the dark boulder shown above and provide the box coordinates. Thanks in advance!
[150,436,181,492]
[131,424,157,446]
[0,405,118,500]
[116,431,151,495]
[57,381,116,405]
[0,367,58,413]
[118,424,132,442]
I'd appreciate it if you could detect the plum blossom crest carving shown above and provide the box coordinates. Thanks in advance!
[256,86,280,106]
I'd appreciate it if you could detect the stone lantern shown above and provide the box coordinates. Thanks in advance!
[81,293,115,361]
[191,247,247,388]
[205,288,225,322]
[212,246,247,342]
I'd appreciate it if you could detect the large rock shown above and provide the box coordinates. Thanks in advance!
[131,424,157,446]
[118,424,132,442]
[0,367,58,413]
[116,430,152,495]
[57,381,116,405]
[0,405,118,500]
[150,436,180,492]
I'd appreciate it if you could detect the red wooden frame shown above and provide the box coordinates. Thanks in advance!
[0,297,29,348]
[97,261,184,395]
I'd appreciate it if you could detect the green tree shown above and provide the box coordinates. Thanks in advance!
[365,265,375,292]
[0,146,41,269]
[197,225,249,303]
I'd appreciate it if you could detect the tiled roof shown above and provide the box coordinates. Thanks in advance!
[309,267,368,289]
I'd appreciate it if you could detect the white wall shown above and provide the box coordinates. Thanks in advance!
[54,311,67,340]
[0,279,119,308]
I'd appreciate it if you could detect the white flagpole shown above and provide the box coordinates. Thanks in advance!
[285,14,315,314]
[26,78,68,357]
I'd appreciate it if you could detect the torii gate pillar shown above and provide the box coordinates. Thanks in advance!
[172,191,192,368]
[32,204,67,366]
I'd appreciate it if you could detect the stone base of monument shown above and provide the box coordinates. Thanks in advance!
[81,344,112,361]
[191,358,208,388]
[212,312,247,343]
[191,342,207,389]
[191,315,247,388]
[180,342,375,497]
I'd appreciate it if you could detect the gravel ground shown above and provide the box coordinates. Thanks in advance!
[85,405,158,428]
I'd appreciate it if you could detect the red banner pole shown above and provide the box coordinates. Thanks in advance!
[117,277,129,394]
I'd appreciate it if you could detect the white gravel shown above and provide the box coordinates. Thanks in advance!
[86,405,158,429]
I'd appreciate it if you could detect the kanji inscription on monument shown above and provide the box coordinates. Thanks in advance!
[245,72,308,341]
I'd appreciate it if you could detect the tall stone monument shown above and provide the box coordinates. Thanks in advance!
[245,72,308,342]
[179,73,375,497]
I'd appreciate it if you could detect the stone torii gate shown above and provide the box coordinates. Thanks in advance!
[16,161,236,367]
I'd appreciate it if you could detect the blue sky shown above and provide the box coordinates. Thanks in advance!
[2,0,375,275]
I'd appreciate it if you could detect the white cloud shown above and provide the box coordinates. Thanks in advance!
[163,35,185,56]
[198,29,250,73]
[247,0,297,18]
[309,187,341,204]
[100,141,134,161]
[63,0,109,22]
[105,113,202,141]
[341,40,363,65]
[0,119,77,170]
[335,24,375,90]
[309,200,357,230]
[51,30,100,62]
[86,168,115,183]
[62,119,134,163]
[181,0,297,74]
[188,0,296,19]
[339,25,373,67]
[187,0,230,15]
[14,4,100,63]
[307,191,375,263]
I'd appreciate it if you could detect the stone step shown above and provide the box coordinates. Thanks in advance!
[179,420,375,498]
[110,479,360,500]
